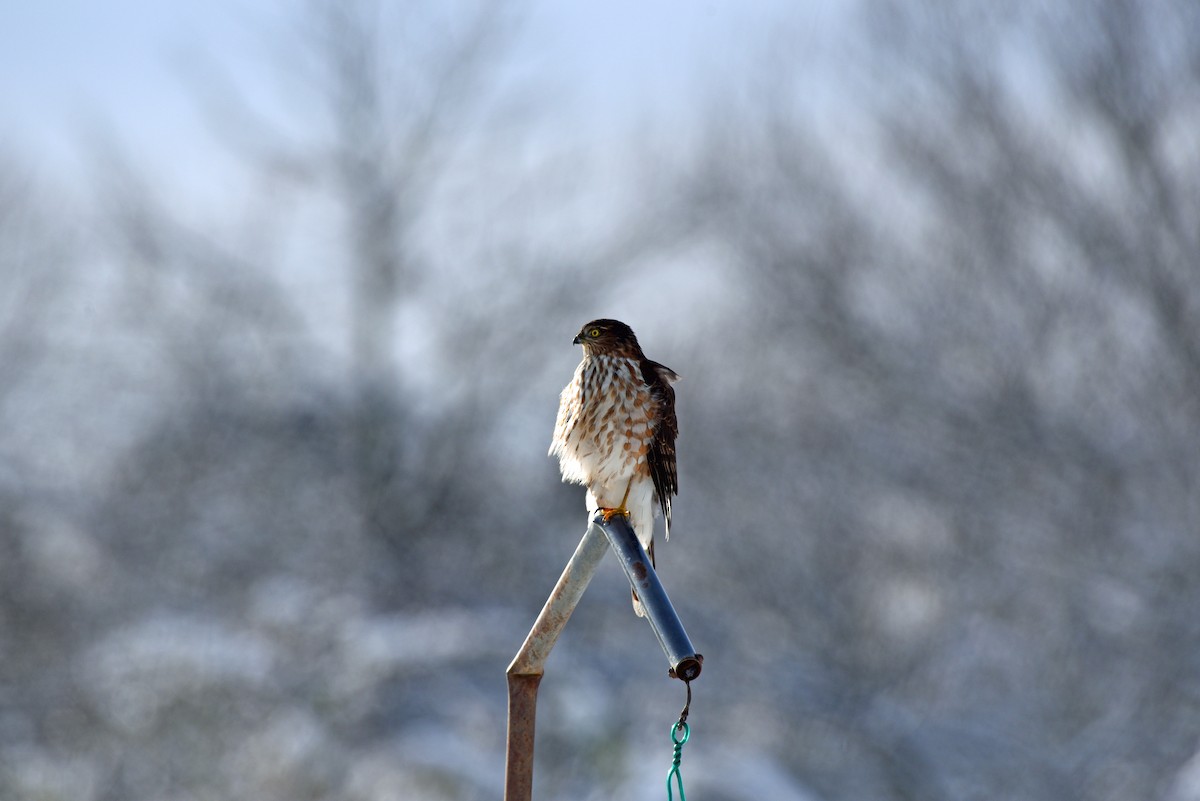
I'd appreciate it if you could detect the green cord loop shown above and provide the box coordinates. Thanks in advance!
[667,720,689,801]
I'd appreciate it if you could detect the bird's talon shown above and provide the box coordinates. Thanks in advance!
[600,506,629,522]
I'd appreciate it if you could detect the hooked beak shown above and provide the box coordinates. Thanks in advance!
[572,334,583,345]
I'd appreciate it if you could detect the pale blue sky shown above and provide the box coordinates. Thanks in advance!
[0,1,822,190]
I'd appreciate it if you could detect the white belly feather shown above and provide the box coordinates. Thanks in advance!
[550,355,659,549]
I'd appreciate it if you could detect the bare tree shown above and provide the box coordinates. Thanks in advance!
[677,0,1200,798]
[31,0,1200,797]
[0,158,72,412]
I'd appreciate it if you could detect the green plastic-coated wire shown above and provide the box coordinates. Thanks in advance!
[666,720,689,801]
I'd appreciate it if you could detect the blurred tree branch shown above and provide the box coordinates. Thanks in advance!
[0,159,71,409]
[681,0,1200,797]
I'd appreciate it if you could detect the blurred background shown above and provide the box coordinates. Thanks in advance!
[3,0,1200,799]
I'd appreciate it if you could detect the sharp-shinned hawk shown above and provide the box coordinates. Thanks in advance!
[550,319,679,616]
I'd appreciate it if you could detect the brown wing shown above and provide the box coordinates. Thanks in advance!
[640,359,678,538]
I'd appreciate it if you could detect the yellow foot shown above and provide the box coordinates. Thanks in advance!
[600,505,629,522]
[600,479,635,522]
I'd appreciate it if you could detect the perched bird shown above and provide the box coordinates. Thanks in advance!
[550,319,679,616]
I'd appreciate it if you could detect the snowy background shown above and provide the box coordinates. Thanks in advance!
[3,1,1200,799]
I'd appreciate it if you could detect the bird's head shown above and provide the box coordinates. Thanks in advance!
[573,318,640,357]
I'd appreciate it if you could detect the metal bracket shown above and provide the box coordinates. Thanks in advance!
[504,512,702,801]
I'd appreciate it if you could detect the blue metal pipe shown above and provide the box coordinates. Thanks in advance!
[594,512,703,682]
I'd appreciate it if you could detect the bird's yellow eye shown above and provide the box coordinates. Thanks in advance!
[588,328,601,338]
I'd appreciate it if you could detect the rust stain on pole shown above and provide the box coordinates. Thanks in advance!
[504,672,542,801]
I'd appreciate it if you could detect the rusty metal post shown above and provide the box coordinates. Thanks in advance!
[504,673,541,801]
[504,513,703,800]
[504,522,609,801]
